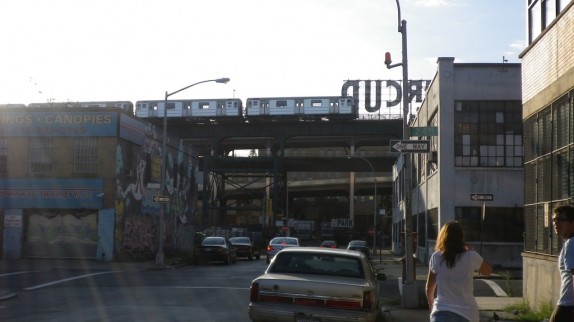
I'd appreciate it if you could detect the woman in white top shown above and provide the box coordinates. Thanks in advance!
[425,221,492,322]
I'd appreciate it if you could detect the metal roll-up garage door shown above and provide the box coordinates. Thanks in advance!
[22,210,98,259]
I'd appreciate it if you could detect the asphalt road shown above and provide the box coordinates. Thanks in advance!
[0,255,522,322]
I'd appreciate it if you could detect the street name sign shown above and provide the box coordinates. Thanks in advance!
[153,195,171,203]
[390,140,431,153]
[470,193,494,202]
[410,126,438,137]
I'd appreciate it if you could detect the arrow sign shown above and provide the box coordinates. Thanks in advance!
[153,195,171,203]
[470,193,493,201]
[390,140,430,153]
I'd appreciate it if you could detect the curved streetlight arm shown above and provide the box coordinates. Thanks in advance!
[395,0,402,32]
[166,77,230,99]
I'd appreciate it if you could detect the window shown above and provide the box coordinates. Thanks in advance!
[455,206,524,242]
[30,137,53,175]
[428,111,439,174]
[528,0,569,44]
[0,139,6,176]
[74,137,98,174]
[454,101,523,167]
[311,100,322,107]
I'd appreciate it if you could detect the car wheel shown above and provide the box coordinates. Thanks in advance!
[266,257,270,264]
[248,254,253,260]
[256,253,261,260]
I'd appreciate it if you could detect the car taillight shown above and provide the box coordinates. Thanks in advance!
[362,290,375,310]
[250,282,259,301]
[325,299,362,309]
[266,245,274,252]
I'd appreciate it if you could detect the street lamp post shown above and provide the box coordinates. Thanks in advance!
[384,0,418,308]
[156,77,230,268]
[348,156,377,258]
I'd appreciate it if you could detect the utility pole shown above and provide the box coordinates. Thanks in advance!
[385,0,418,308]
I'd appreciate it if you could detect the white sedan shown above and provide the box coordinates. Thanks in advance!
[265,236,300,264]
[249,247,384,322]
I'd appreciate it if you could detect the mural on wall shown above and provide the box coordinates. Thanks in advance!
[114,123,197,256]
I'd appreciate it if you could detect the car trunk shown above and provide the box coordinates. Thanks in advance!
[255,273,374,309]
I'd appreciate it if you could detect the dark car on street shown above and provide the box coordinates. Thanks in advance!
[194,236,237,265]
[346,240,370,259]
[229,236,260,260]
[320,240,338,248]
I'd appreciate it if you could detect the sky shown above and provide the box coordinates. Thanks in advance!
[0,0,526,116]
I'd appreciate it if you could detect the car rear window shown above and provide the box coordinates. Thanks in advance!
[271,253,364,278]
[271,238,298,245]
[202,238,224,246]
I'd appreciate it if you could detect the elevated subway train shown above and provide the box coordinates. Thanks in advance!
[134,96,357,121]
[5,96,357,122]
[135,98,242,119]
[16,101,135,114]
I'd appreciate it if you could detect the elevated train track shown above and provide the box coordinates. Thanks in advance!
[146,117,404,227]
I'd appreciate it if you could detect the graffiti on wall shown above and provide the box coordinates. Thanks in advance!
[114,124,197,255]
[26,211,98,245]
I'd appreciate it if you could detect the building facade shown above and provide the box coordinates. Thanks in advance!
[0,104,198,260]
[392,58,524,268]
[521,0,574,309]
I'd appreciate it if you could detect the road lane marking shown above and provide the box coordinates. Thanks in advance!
[24,271,120,291]
[477,279,508,297]
[0,271,35,277]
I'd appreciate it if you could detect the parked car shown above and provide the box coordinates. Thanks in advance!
[320,240,338,248]
[347,240,371,259]
[249,247,384,322]
[265,237,300,264]
[229,236,260,260]
[194,236,237,265]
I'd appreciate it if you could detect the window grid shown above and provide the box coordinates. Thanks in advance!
[74,137,98,174]
[454,101,523,167]
[29,138,53,175]
[523,89,574,254]
[527,0,569,44]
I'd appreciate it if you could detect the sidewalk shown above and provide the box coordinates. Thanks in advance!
[371,249,524,322]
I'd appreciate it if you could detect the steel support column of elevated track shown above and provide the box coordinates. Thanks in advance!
[200,153,397,234]
[202,156,283,230]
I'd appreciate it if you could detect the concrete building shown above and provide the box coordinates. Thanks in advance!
[521,0,574,310]
[391,58,524,268]
[0,103,198,260]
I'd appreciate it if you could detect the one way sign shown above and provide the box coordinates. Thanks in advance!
[470,193,494,201]
[390,140,430,153]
